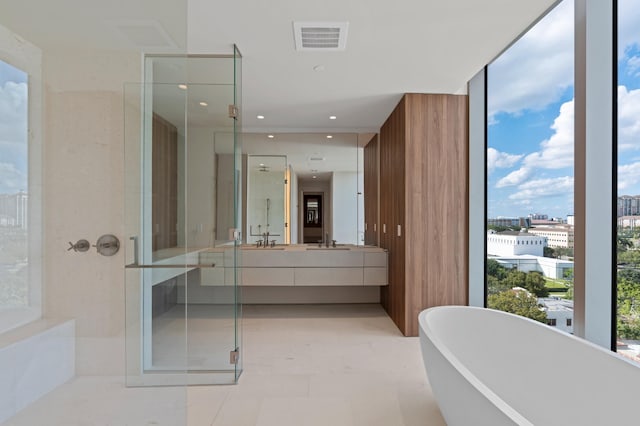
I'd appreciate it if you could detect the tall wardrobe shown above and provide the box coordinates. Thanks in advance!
[371,93,469,336]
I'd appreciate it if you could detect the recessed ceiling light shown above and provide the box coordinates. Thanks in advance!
[312,176,317,179]
[260,163,265,167]
[267,134,275,139]
[329,115,337,120]
[178,84,187,90]
[257,115,265,119]
[313,65,325,72]
[199,101,208,107]
[326,135,333,139]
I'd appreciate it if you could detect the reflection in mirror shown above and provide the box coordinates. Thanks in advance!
[241,133,366,245]
[143,56,236,260]
[247,155,287,244]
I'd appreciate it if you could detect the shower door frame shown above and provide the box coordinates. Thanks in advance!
[124,50,243,387]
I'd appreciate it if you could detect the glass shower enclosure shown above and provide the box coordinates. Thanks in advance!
[124,50,242,386]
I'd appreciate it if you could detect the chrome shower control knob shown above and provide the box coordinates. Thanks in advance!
[67,239,90,252]
[94,234,120,256]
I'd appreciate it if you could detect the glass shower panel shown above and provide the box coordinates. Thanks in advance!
[124,53,242,386]
[233,44,243,381]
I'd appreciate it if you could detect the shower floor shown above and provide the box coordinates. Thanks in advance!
[152,303,236,371]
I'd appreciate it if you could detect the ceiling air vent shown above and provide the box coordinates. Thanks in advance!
[107,19,177,50]
[293,22,349,51]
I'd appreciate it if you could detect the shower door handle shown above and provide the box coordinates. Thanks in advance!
[130,235,138,265]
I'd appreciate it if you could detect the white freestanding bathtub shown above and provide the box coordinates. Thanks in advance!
[419,306,640,426]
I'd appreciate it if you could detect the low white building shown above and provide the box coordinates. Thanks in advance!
[618,215,640,229]
[528,225,574,249]
[539,297,573,334]
[487,230,547,257]
[491,255,573,280]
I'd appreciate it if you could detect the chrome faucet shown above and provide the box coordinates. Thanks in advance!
[263,232,270,248]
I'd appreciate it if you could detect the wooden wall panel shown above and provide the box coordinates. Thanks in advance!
[152,113,178,251]
[403,94,468,336]
[379,98,406,334]
[364,135,378,246]
[379,94,468,336]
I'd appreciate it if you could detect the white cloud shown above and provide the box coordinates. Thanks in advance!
[0,81,28,194]
[619,162,640,191]
[487,147,522,173]
[618,1,640,59]
[496,167,533,188]
[508,176,574,201]
[619,86,640,151]
[488,0,574,118]
[0,162,26,193]
[495,99,574,189]
[0,81,28,145]
[522,99,574,169]
[627,56,640,78]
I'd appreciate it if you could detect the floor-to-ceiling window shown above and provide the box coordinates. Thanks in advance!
[616,0,640,361]
[486,0,575,328]
[0,58,33,333]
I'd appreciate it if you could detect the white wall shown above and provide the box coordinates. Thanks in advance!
[43,48,141,375]
[331,172,360,244]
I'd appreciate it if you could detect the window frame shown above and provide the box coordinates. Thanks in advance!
[469,0,616,350]
[0,25,43,334]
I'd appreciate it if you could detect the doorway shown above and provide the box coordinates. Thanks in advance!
[302,192,324,243]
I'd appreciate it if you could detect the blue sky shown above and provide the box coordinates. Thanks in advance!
[487,0,640,219]
[0,59,28,194]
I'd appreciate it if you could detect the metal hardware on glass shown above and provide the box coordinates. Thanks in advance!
[228,104,238,119]
[230,348,240,365]
[129,236,138,265]
[124,263,216,269]
[67,239,90,252]
[94,234,120,256]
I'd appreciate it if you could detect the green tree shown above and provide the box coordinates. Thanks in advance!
[487,275,511,295]
[543,246,556,258]
[617,275,640,339]
[618,250,640,266]
[618,235,633,253]
[486,259,508,280]
[502,270,527,289]
[563,268,574,281]
[565,286,573,300]
[524,271,549,297]
[487,289,547,323]
[487,225,515,233]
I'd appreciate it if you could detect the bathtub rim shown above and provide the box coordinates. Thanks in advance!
[419,306,531,425]
[420,305,640,425]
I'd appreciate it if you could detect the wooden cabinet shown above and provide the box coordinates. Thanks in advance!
[152,113,178,251]
[378,94,468,336]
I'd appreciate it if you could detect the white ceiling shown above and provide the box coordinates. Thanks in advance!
[1,0,559,135]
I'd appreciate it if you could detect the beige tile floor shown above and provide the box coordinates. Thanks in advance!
[4,304,446,426]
